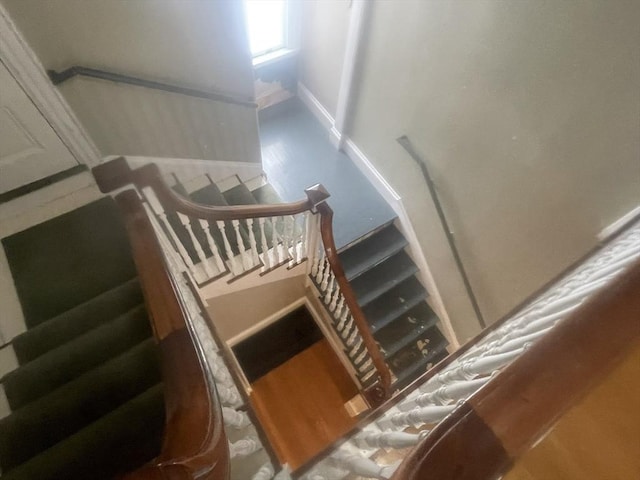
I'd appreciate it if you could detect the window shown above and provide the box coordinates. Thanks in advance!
[244,0,287,58]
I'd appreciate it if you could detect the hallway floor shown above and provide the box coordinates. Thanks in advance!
[258,99,396,249]
[249,339,359,471]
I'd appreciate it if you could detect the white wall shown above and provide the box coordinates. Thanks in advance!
[301,0,640,341]
[298,0,351,118]
[2,0,261,163]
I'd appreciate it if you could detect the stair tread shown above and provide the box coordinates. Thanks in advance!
[190,183,228,206]
[1,384,165,480]
[339,224,408,281]
[393,348,449,391]
[363,277,427,333]
[0,339,161,471]
[223,183,259,206]
[2,305,151,410]
[11,278,143,364]
[251,183,283,205]
[375,302,439,359]
[388,327,448,384]
[350,251,419,307]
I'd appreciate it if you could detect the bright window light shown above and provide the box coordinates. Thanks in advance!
[244,0,286,57]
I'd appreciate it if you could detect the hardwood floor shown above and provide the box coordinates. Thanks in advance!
[249,339,359,471]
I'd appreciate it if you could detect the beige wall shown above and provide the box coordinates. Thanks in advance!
[3,0,260,162]
[301,0,640,341]
[207,275,307,342]
[298,0,351,117]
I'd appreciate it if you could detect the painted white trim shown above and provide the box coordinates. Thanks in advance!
[296,82,335,132]
[333,0,370,149]
[0,4,101,167]
[597,204,640,242]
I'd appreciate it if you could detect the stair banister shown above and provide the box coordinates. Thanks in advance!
[314,201,393,403]
[116,189,229,479]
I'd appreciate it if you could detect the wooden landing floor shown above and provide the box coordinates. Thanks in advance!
[249,339,359,471]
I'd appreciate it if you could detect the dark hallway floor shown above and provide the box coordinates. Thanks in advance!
[258,99,396,249]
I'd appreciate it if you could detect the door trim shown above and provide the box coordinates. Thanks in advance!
[0,4,101,167]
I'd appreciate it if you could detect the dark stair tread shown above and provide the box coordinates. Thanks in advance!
[190,183,227,206]
[393,349,449,391]
[388,327,449,382]
[375,302,439,359]
[0,339,161,470]
[1,384,165,480]
[350,251,419,307]
[2,305,151,410]
[251,183,283,205]
[339,224,408,281]
[363,277,427,333]
[11,278,143,364]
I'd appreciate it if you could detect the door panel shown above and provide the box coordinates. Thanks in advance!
[0,61,77,194]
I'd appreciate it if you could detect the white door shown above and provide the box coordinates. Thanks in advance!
[0,60,78,194]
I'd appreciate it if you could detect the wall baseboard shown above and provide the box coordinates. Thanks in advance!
[296,82,460,348]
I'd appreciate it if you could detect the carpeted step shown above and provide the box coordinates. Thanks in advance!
[362,276,426,333]
[339,224,408,281]
[11,277,143,364]
[2,305,151,410]
[388,326,448,386]
[1,384,165,480]
[375,302,439,359]
[1,197,137,328]
[0,339,161,471]
[251,183,283,205]
[350,251,418,307]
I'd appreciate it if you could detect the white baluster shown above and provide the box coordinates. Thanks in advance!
[229,435,262,458]
[377,404,456,429]
[218,221,240,275]
[284,215,295,266]
[331,450,400,479]
[301,211,311,263]
[271,216,281,265]
[252,462,275,480]
[321,259,331,290]
[324,272,336,304]
[222,406,251,429]
[232,219,252,271]
[198,219,225,273]
[402,377,490,410]
[177,212,214,278]
[355,430,429,449]
[246,218,261,267]
[309,215,322,277]
[329,284,341,312]
[217,382,242,407]
[258,217,271,271]
[144,188,197,276]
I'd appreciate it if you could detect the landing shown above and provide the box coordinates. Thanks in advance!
[249,339,359,471]
[258,99,396,249]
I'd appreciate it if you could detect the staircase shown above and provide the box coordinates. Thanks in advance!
[0,198,164,479]
[117,159,450,398]
[337,224,449,390]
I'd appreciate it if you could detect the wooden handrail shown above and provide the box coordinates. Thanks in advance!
[391,258,640,479]
[116,189,229,479]
[315,202,392,404]
[48,66,257,109]
[94,156,391,404]
[93,157,330,220]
